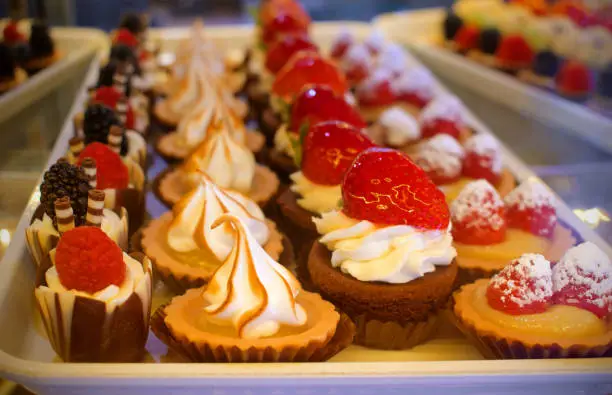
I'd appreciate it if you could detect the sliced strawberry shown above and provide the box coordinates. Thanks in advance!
[504,179,557,238]
[555,60,593,95]
[451,180,507,245]
[261,12,309,46]
[3,21,25,45]
[552,242,612,318]
[331,30,354,59]
[356,68,396,108]
[487,253,553,315]
[455,25,481,52]
[302,121,375,185]
[289,85,366,132]
[412,134,465,185]
[265,34,318,73]
[462,134,502,185]
[272,50,348,101]
[341,43,373,84]
[342,147,450,229]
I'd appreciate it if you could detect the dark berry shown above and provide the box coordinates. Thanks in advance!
[40,161,91,228]
[0,43,16,80]
[597,65,612,99]
[83,104,128,156]
[443,12,464,41]
[532,50,561,78]
[119,13,146,35]
[109,45,141,76]
[97,60,134,96]
[479,28,501,55]
[29,21,54,58]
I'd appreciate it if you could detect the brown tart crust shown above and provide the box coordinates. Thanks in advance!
[452,280,612,359]
[155,165,279,209]
[455,223,576,286]
[0,68,27,94]
[265,148,298,184]
[308,241,457,349]
[150,287,355,362]
[140,212,284,292]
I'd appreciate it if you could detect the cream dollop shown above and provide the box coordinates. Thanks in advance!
[167,174,269,260]
[273,124,297,158]
[377,106,420,146]
[419,94,465,126]
[183,124,256,194]
[289,171,342,214]
[393,66,436,102]
[314,211,456,284]
[202,214,306,339]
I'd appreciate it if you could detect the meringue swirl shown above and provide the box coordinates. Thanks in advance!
[202,214,306,339]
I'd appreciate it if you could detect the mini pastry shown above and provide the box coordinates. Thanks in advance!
[2,20,26,47]
[517,50,560,90]
[260,10,310,47]
[419,95,471,141]
[92,86,149,137]
[368,106,420,148]
[376,43,412,78]
[26,161,128,269]
[0,43,27,94]
[35,226,152,362]
[364,30,386,56]
[495,35,535,74]
[467,28,502,67]
[23,21,60,74]
[450,179,576,286]
[522,18,555,52]
[355,67,397,122]
[340,43,373,85]
[454,25,481,55]
[277,121,375,286]
[555,60,593,101]
[392,66,436,115]
[119,13,147,42]
[575,26,612,70]
[151,214,354,362]
[548,16,580,59]
[309,147,458,349]
[264,33,318,74]
[497,5,533,35]
[442,11,464,48]
[142,175,284,292]
[330,29,354,60]
[157,123,279,208]
[453,245,612,359]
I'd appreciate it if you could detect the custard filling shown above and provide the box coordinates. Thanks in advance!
[455,229,550,262]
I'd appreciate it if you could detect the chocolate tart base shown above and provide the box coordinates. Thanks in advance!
[150,289,355,362]
[308,241,458,349]
[452,280,612,359]
[257,105,282,147]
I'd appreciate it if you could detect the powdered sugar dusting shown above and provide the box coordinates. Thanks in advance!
[504,178,556,211]
[393,66,436,100]
[378,106,420,145]
[333,29,354,48]
[451,180,505,230]
[342,43,373,69]
[420,95,465,125]
[464,134,503,174]
[356,67,393,98]
[490,254,553,307]
[552,242,612,309]
[413,135,464,178]
[376,43,408,75]
[364,30,386,53]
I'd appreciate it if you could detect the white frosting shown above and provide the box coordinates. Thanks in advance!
[289,171,342,214]
[376,43,408,76]
[464,134,503,174]
[547,16,580,58]
[419,95,465,126]
[356,67,393,100]
[504,178,556,211]
[393,66,435,101]
[377,106,420,146]
[575,26,612,69]
[331,29,354,56]
[314,211,456,284]
[45,253,145,311]
[167,55,204,114]
[202,214,306,339]
[451,180,506,231]
[364,30,386,53]
[413,134,465,179]
[342,43,373,71]
[167,175,269,260]
[273,124,297,159]
[126,130,147,163]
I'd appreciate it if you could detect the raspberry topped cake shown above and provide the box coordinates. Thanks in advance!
[453,244,612,359]
[308,147,458,349]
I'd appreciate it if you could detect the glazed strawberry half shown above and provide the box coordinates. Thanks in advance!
[258,0,310,29]
[272,50,348,102]
[451,180,507,245]
[412,134,465,185]
[552,242,612,318]
[265,33,318,74]
[356,68,396,108]
[261,12,309,46]
[556,60,593,96]
[77,142,129,190]
[301,121,375,185]
[455,25,481,52]
[462,134,503,185]
[342,147,450,229]
[487,253,553,315]
[504,179,557,238]
[289,85,367,132]
[93,87,135,130]
[495,35,534,68]
[3,21,25,45]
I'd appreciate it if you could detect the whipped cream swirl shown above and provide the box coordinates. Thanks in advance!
[290,172,341,214]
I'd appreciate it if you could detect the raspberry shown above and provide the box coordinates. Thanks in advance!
[342,147,450,229]
[3,21,25,45]
[496,35,535,67]
[113,28,139,48]
[330,31,353,59]
[356,68,396,108]
[451,180,507,245]
[556,60,593,95]
[412,134,465,185]
[421,119,462,140]
[420,96,465,140]
[462,134,502,185]
[504,179,557,237]
[55,227,125,294]
[455,25,481,52]
[341,43,372,84]
[77,143,129,190]
[487,253,553,315]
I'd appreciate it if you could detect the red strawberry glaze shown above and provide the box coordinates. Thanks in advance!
[552,242,612,318]
[93,87,135,130]
[455,25,481,52]
[495,35,534,69]
[114,28,139,48]
[504,179,557,238]
[462,134,502,185]
[261,12,309,46]
[265,34,318,73]
[289,85,367,132]
[3,21,25,45]
[356,68,396,108]
[77,143,129,190]
[342,147,450,229]
[272,51,348,101]
[451,180,507,245]
[487,253,553,315]
[55,227,125,294]
[302,121,375,185]
[555,60,593,95]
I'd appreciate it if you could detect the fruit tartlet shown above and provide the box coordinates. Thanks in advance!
[277,121,375,287]
[517,50,561,89]
[155,122,279,209]
[453,25,481,55]
[495,35,535,74]
[23,21,61,74]
[450,179,576,286]
[141,175,285,292]
[419,95,472,142]
[26,160,128,269]
[0,43,27,94]
[391,66,436,115]
[92,83,149,136]
[35,226,152,362]
[555,60,593,101]
[309,147,458,350]
[151,214,354,362]
[355,67,398,122]
[453,245,612,359]
[410,134,515,202]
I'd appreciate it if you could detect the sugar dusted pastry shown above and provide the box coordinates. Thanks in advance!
[419,95,471,142]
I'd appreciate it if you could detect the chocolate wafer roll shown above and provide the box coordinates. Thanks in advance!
[81,157,97,188]
[108,125,123,154]
[113,73,128,96]
[85,189,105,227]
[55,197,75,234]
[116,98,128,126]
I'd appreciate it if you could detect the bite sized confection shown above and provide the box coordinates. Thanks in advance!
[478,28,502,55]
[548,16,580,58]
[419,95,468,141]
[555,60,594,99]
[341,43,373,85]
[119,13,147,37]
[443,11,464,41]
[454,25,481,53]
[497,5,533,35]
[35,227,152,362]
[261,11,309,46]
[364,30,386,55]
[504,178,557,238]
[392,66,436,111]
[92,87,136,130]
[109,44,141,76]
[258,0,311,30]
[83,104,127,156]
[376,43,410,77]
[355,67,396,111]
[264,34,318,74]
[462,133,503,185]
[575,26,612,69]
[330,29,354,59]
[150,214,353,362]
[532,50,561,78]
[597,66,612,99]
[495,35,535,72]
[113,28,139,49]
[412,134,465,186]
[372,106,420,147]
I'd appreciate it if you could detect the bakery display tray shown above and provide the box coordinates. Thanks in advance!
[373,0,612,154]
[0,22,611,395]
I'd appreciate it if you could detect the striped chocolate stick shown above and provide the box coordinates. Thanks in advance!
[55,197,75,234]
[116,97,128,126]
[85,190,105,227]
[108,125,123,154]
[81,157,97,188]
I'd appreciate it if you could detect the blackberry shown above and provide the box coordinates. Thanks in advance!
[98,60,135,96]
[0,43,16,80]
[29,21,54,58]
[478,28,501,55]
[40,161,91,228]
[443,12,463,41]
[83,104,128,156]
[532,51,560,78]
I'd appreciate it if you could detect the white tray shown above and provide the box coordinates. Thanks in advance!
[1,23,612,395]
[373,1,612,154]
